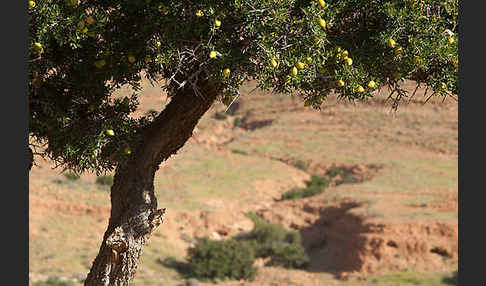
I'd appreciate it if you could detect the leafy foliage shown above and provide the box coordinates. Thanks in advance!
[29,0,457,174]
[281,175,330,200]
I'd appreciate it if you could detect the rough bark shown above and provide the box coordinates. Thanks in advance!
[84,81,219,286]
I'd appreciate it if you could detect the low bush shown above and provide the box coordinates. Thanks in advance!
[187,237,257,281]
[233,117,242,129]
[214,111,228,120]
[281,175,330,200]
[231,149,248,156]
[240,212,309,269]
[294,160,307,171]
[184,213,308,282]
[325,166,343,178]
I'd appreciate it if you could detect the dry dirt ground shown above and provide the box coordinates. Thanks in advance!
[29,79,458,286]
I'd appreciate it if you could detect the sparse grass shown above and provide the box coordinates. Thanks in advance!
[63,172,80,181]
[95,175,114,187]
[33,277,75,286]
[344,271,458,286]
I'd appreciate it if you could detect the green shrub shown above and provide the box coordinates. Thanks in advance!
[63,172,80,181]
[233,117,242,129]
[294,160,307,171]
[95,175,114,187]
[231,149,248,156]
[325,166,343,178]
[337,173,358,185]
[214,111,228,120]
[187,238,257,281]
[267,243,309,269]
[281,175,330,200]
[33,277,75,286]
[240,213,309,268]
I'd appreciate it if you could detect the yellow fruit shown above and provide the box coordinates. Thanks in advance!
[413,55,421,65]
[387,38,396,48]
[81,27,88,33]
[223,68,231,76]
[306,57,312,63]
[368,80,376,88]
[77,21,85,30]
[209,50,218,59]
[440,83,447,90]
[124,147,132,155]
[29,1,35,8]
[87,31,96,37]
[196,10,204,17]
[94,59,106,69]
[161,7,169,15]
[394,46,403,55]
[291,66,298,76]
[33,42,43,53]
[448,37,454,44]
[337,80,345,87]
[156,41,162,48]
[214,19,221,27]
[318,0,326,8]
[356,86,365,93]
[296,61,305,69]
[128,55,136,63]
[345,58,353,65]
[342,50,349,57]
[318,18,326,29]
[105,129,115,136]
[270,59,278,68]
[86,16,95,25]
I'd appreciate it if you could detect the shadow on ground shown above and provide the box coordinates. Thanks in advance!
[299,201,378,278]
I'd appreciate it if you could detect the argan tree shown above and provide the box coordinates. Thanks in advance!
[28,0,458,285]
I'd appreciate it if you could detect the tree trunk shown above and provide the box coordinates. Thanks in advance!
[84,81,219,286]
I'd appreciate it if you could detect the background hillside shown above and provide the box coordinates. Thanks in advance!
[29,79,458,286]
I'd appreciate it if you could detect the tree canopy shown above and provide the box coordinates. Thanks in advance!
[28,0,458,174]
